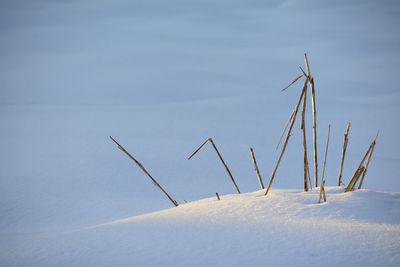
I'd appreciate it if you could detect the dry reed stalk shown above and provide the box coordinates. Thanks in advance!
[318,178,327,204]
[276,109,296,150]
[188,138,240,194]
[304,53,318,187]
[250,147,264,189]
[351,167,365,191]
[109,136,178,207]
[345,166,365,192]
[338,122,351,186]
[301,80,309,191]
[318,125,330,203]
[299,66,307,77]
[282,74,304,92]
[265,79,307,196]
[307,163,312,190]
[344,132,379,192]
[358,131,379,189]
[345,163,367,192]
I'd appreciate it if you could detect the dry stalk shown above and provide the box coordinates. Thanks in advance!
[301,80,310,191]
[318,125,330,203]
[345,166,365,192]
[307,163,312,190]
[265,78,307,196]
[345,131,379,192]
[345,149,371,192]
[300,66,312,188]
[304,53,318,187]
[338,122,351,186]
[110,136,178,207]
[188,138,240,194]
[276,109,296,150]
[358,130,379,189]
[250,147,265,189]
[282,74,304,92]
[318,178,327,204]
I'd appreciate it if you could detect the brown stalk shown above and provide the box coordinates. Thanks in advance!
[265,78,307,196]
[250,147,264,189]
[276,109,296,150]
[345,147,371,192]
[338,122,351,186]
[110,136,178,207]
[346,166,365,192]
[358,130,379,189]
[188,138,240,194]
[301,80,309,191]
[307,163,312,190]
[318,178,327,204]
[282,74,304,92]
[304,53,319,187]
[318,125,330,203]
[345,131,379,192]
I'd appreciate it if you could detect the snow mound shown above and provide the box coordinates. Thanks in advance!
[2,187,400,267]
[94,186,400,227]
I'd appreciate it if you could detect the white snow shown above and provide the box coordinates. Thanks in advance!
[1,187,399,266]
[1,0,400,266]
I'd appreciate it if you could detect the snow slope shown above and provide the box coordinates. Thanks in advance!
[1,1,400,266]
[2,187,399,266]
[1,0,400,233]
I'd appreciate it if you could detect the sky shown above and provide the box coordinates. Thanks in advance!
[0,0,399,231]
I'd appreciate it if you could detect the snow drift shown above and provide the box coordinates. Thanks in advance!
[2,187,399,266]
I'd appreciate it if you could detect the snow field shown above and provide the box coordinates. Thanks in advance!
[2,187,399,267]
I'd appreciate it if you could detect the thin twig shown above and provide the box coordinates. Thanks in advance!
[345,131,379,192]
[276,109,296,150]
[110,136,178,207]
[188,138,240,194]
[265,78,307,196]
[301,79,309,191]
[282,74,304,92]
[299,66,307,77]
[304,53,318,188]
[318,178,327,204]
[318,125,330,203]
[307,162,312,190]
[358,130,379,189]
[321,125,331,186]
[345,149,371,192]
[346,166,365,192]
[338,122,351,186]
[250,147,264,189]
[188,138,210,160]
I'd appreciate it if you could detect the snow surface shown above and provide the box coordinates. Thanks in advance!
[1,187,399,266]
[1,0,400,265]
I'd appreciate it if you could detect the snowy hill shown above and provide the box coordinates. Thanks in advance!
[1,0,400,266]
[2,187,399,266]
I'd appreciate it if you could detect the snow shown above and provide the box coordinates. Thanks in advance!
[1,187,399,266]
[1,0,400,266]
